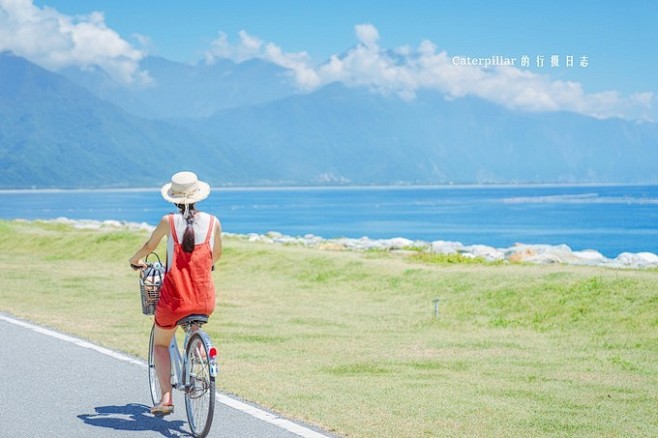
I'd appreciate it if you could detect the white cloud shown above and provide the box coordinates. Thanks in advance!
[205,29,320,89]
[205,23,656,122]
[132,33,153,53]
[354,23,379,49]
[0,0,149,85]
[205,30,265,63]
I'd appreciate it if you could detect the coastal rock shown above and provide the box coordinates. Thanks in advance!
[505,244,579,264]
[383,237,414,250]
[572,249,607,264]
[430,240,463,255]
[614,252,658,268]
[102,220,123,228]
[319,242,347,251]
[52,217,154,232]
[506,246,536,263]
[638,252,658,264]
[247,233,264,242]
[462,244,504,261]
[301,234,324,246]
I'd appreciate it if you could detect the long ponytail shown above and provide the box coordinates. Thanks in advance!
[177,203,196,253]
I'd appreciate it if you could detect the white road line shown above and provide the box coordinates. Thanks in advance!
[0,313,332,438]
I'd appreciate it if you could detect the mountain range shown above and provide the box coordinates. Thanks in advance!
[1,51,656,188]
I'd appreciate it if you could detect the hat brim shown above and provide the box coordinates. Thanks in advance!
[160,181,211,204]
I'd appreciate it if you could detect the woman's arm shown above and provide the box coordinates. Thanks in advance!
[128,216,169,268]
[212,218,223,265]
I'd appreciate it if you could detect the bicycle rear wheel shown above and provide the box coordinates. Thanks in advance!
[184,333,215,437]
[148,324,161,406]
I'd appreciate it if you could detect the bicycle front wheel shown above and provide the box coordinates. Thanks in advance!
[148,324,161,406]
[184,333,215,437]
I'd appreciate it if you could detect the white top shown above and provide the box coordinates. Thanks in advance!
[166,212,217,271]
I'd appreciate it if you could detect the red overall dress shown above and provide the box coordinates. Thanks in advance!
[155,213,216,329]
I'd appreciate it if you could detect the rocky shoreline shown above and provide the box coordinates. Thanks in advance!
[34,217,658,269]
[239,231,658,269]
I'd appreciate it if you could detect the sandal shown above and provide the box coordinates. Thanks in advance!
[151,403,174,416]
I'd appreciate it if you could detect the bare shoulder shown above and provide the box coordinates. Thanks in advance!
[158,215,170,227]
[213,215,222,232]
[153,215,170,235]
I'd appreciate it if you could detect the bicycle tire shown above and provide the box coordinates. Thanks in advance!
[148,324,162,406]
[184,332,216,437]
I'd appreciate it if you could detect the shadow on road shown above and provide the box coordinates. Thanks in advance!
[78,403,192,437]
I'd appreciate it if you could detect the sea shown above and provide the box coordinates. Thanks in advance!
[2,184,658,258]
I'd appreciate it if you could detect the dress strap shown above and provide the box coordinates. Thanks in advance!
[204,216,215,244]
[168,214,179,244]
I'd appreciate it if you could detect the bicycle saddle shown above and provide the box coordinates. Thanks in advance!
[177,314,209,326]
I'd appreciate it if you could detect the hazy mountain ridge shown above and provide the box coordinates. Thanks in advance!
[1,51,657,188]
[60,56,300,119]
[0,52,245,188]
[196,84,658,184]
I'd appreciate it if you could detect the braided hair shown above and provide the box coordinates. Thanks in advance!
[176,203,197,253]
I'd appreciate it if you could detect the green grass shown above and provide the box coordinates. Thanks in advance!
[1,220,658,437]
[410,251,496,265]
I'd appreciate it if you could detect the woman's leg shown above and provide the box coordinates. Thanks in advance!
[153,324,177,407]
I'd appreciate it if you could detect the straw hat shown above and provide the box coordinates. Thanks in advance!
[160,171,211,204]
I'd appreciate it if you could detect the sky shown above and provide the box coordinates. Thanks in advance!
[2,0,657,121]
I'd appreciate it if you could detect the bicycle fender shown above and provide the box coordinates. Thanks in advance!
[198,330,219,378]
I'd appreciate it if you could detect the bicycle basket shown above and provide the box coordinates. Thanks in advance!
[140,252,166,315]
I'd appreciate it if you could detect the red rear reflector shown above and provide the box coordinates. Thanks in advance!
[209,347,217,359]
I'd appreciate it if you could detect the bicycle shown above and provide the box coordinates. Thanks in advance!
[148,314,218,437]
[137,253,218,437]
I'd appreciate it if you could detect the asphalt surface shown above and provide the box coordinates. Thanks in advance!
[0,315,332,438]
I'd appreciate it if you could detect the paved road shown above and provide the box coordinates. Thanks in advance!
[0,314,333,438]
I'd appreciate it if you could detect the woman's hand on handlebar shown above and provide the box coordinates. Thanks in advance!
[129,259,147,270]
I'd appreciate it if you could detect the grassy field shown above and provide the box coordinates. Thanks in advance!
[1,219,658,437]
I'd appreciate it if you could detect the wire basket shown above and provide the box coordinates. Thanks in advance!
[139,252,165,315]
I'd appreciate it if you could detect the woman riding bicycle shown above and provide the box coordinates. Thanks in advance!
[129,171,222,415]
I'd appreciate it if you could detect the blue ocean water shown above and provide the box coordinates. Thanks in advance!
[2,185,658,258]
